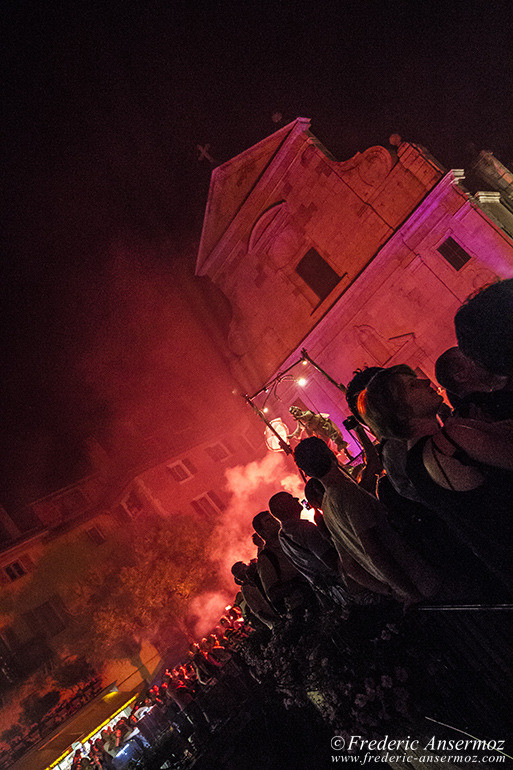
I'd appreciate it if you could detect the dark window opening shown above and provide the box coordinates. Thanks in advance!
[191,491,225,519]
[115,504,130,524]
[437,237,471,271]
[295,248,340,301]
[206,490,226,511]
[205,444,229,462]
[125,491,145,517]
[182,458,197,474]
[167,463,190,482]
[191,496,218,519]
[4,561,27,582]
[167,458,197,482]
[86,526,106,546]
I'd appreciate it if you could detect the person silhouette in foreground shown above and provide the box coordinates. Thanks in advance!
[293,437,442,604]
[268,491,350,606]
[253,510,317,616]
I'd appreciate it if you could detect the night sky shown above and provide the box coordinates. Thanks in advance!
[2,1,513,511]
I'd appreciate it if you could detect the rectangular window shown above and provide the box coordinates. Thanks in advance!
[115,504,131,524]
[437,237,471,271]
[124,491,145,517]
[206,490,226,511]
[3,560,28,582]
[295,248,340,302]
[167,460,195,482]
[86,526,106,546]
[205,443,230,462]
[182,457,197,474]
[191,491,225,519]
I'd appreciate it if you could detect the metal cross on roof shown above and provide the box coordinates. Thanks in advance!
[197,143,215,164]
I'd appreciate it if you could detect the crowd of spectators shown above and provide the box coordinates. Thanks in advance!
[0,675,103,769]
[68,609,251,769]
[199,278,511,753]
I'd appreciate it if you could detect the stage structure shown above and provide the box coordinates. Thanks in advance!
[242,349,367,479]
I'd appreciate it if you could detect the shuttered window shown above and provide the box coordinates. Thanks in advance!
[191,491,225,519]
[437,237,471,271]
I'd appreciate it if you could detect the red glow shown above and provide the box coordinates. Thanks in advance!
[204,453,306,585]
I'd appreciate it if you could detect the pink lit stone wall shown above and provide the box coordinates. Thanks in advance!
[256,172,513,445]
[197,119,444,394]
[197,121,513,448]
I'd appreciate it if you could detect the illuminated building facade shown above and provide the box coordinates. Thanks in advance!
[196,119,513,440]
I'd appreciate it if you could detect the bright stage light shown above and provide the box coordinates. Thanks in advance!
[297,377,307,387]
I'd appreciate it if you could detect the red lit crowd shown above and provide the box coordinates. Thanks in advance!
[69,609,252,769]
[0,677,103,770]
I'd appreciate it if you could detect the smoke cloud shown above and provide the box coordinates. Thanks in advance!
[184,450,308,636]
[187,450,305,635]
[209,451,304,588]
[187,590,233,639]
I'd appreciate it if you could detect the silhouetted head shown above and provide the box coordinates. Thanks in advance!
[252,532,265,549]
[455,278,513,376]
[345,367,385,423]
[435,346,506,397]
[304,478,325,509]
[231,561,248,584]
[294,437,336,478]
[268,491,303,522]
[252,510,280,540]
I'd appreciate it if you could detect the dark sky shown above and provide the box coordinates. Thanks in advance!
[1,1,513,511]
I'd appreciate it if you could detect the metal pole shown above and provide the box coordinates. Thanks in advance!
[300,348,347,394]
[241,393,308,482]
[241,394,293,455]
[248,357,304,400]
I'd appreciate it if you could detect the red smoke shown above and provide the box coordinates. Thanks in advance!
[188,450,305,634]
[204,451,303,584]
